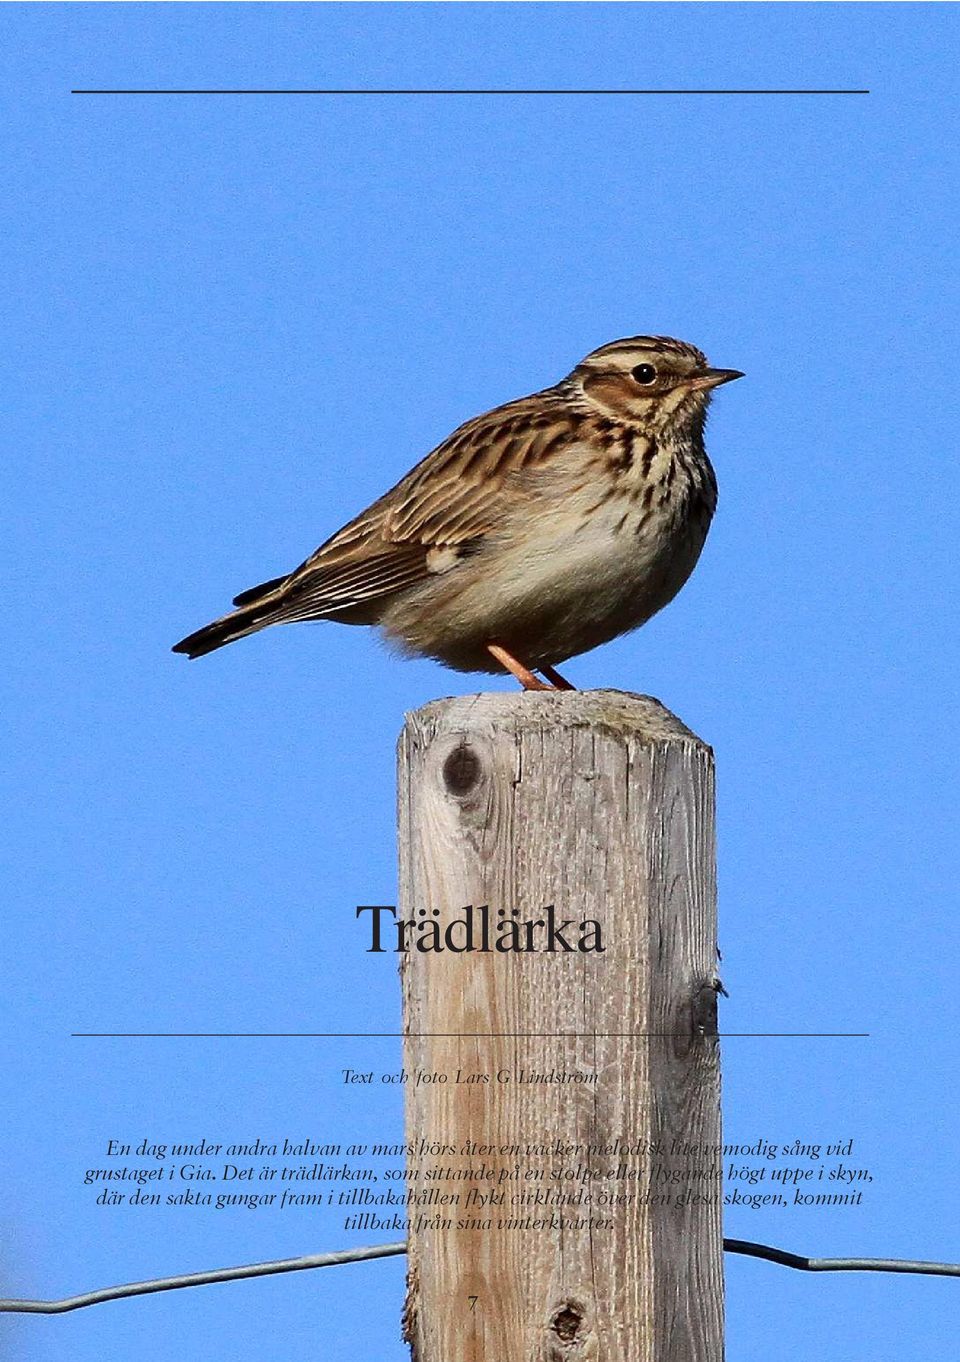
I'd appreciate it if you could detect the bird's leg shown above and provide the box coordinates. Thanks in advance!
[539,664,576,691]
[487,644,551,691]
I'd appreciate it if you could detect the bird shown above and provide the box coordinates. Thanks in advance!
[172,336,742,689]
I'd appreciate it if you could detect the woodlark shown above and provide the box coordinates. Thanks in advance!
[173,336,742,689]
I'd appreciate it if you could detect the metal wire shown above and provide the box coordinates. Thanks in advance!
[0,1238,956,1315]
[0,1242,407,1315]
[724,1239,960,1278]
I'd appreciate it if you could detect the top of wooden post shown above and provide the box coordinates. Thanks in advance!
[402,687,708,749]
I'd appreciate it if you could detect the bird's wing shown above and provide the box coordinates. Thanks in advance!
[380,392,579,545]
[259,546,434,621]
[264,393,581,619]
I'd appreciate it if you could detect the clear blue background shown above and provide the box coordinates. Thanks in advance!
[2,4,958,1358]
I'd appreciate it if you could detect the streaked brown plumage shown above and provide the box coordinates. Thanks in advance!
[173,336,742,688]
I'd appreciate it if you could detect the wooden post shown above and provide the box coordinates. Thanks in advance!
[398,690,722,1362]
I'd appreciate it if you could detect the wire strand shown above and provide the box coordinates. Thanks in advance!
[724,1239,960,1278]
[0,1242,407,1315]
[0,1239,956,1314]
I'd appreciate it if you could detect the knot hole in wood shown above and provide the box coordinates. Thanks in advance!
[552,1304,583,1341]
[546,1296,593,1359]
[441,741,482,796]
[692,977,723,1038]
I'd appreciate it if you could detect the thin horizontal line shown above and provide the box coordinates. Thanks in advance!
[70,88,870,97]
[71,1031,870,1038]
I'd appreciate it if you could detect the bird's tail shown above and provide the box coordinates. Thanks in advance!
[172,600,280,659]
[173,571,298,659]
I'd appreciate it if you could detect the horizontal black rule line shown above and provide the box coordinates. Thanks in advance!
[70,88,871,97]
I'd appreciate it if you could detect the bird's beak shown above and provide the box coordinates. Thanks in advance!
[689,367,745,391]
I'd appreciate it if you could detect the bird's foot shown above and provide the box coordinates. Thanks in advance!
[539,664,576,691]
[487,644,554,691]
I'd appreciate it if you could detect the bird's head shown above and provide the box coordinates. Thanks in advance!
[570,335,743,433]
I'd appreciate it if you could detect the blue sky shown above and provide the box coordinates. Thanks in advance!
[2,4,959,1359]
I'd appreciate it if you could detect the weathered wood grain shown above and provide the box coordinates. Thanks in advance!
[399,690,722,1362]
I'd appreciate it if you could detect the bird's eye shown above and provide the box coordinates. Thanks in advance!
[631,363,658,385]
